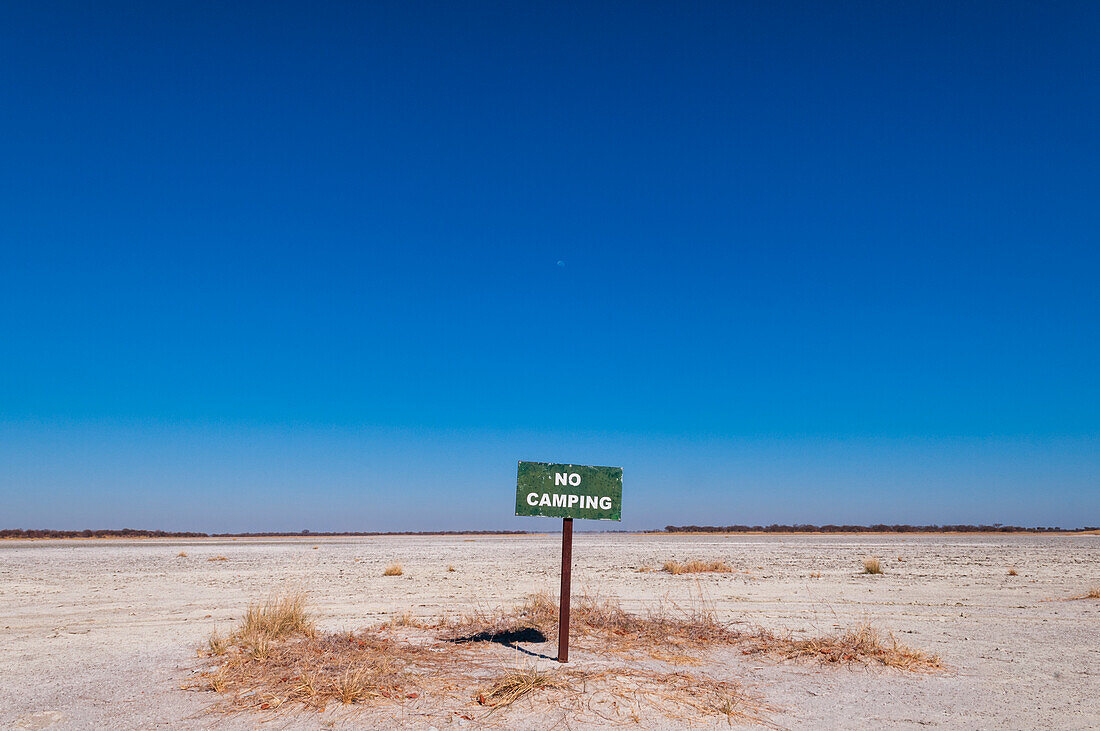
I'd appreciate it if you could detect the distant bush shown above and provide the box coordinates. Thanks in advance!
[862,558,884,575]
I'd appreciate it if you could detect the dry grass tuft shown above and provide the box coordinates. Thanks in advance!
[1007,568,1018,576]
[336,668,373,704]
[207,555,228,562]
[383,563,404,576]
[477,667,569,709]
[239,593,316,641]
[662,559,733,575]
[177,551,188,558]
[384,611,424,629]
[447,564,456,572]
[207,629,231,655]
[862,558,884,575]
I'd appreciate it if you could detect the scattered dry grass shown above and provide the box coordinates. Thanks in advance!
[1067,587,1100,600]
[862,558,883,575]
[192,591,939,726]
[447,564,456,572]
[662,559,733,575]
[740,623,942,671]
[383,563,404,576]
[177,551,188,558]
[207,555,228,562]
[809,572,822,579]
[448,590,741,665]
[1007,568,1018,576]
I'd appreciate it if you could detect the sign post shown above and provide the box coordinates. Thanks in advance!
[515,461,623,663]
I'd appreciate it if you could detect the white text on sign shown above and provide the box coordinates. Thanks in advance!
[527,493,613,509]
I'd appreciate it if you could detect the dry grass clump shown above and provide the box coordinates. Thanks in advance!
[239,593,315,641]
[477,667,569,709]
[862,558,884,574]
[383,563,403,576]
[741,623,942,671]
[177,551,188,557]
[197,628,419,709]
[447,564,456,572]
[1007,568,1018,576]
[208,555,228,562]
[662,559,733,575]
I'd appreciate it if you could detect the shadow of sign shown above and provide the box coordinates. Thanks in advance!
[446,627,553,659]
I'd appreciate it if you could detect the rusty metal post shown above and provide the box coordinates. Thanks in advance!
[558,517,573,663]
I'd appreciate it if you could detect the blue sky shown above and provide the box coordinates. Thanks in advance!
[1,1,1097,531]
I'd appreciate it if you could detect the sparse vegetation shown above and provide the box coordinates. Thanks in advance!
[208,629,230,655]
[383,563,404,576]
[1007,568,1018,576]
[177,551,188,558]
[447,564,456,572]
[192,591,938,725]
[863,558,884,575]
[1067,587,1100,600]
[385,611,421,628]
[662,559,733,575]
[207,555,228,562]
[740,623,942,671]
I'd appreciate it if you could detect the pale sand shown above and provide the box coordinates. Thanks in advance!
[1,534,1097,729]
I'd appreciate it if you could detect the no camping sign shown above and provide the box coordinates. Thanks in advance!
[514,460,623,663]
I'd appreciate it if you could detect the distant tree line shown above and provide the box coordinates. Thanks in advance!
[662,524,1097,533]
[208,530,529,537]
[0,528,208,539]
[1,528,530,539]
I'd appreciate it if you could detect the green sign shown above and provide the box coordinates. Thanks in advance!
[515,461,622,521]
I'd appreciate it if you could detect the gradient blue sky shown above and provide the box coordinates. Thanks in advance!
[2,1,1097,531]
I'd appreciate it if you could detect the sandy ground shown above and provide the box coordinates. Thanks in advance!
[0,533,1097,730]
